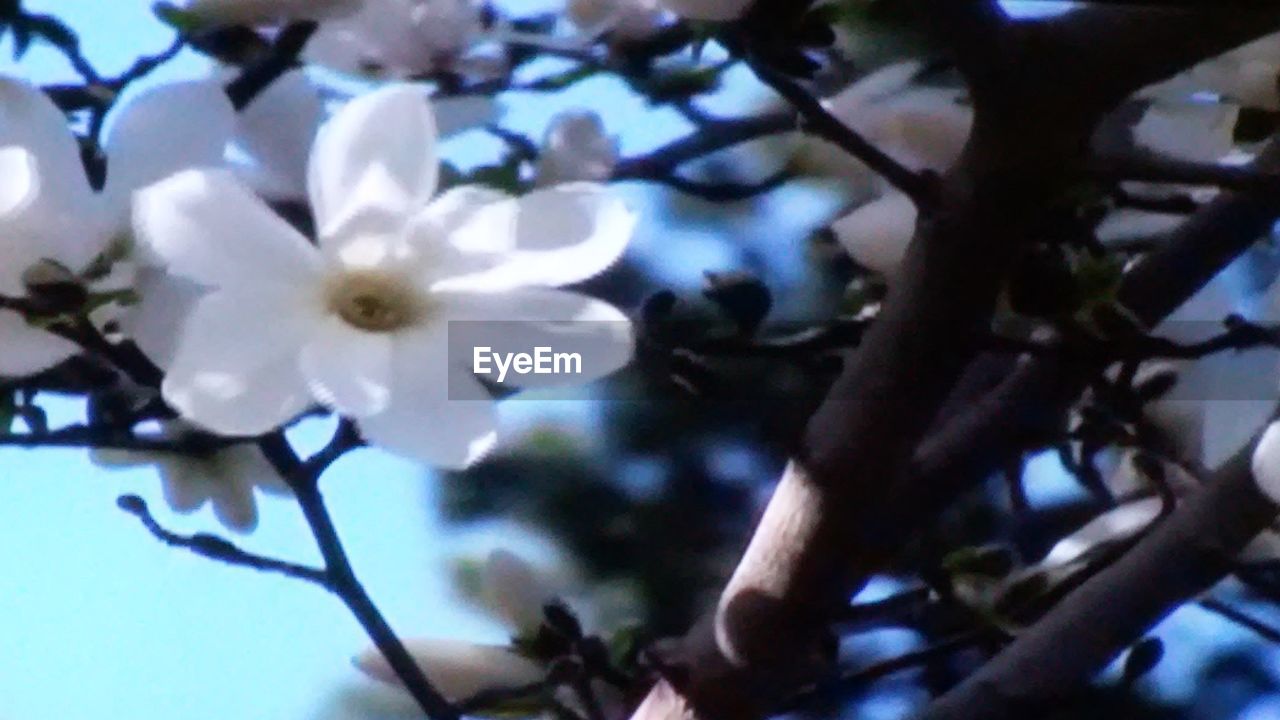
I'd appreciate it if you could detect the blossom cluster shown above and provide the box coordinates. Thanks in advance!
[8,1,1280,715]
[1,1,658,533]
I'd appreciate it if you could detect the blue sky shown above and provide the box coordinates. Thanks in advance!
[0,6,503,719]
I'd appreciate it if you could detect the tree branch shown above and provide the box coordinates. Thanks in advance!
[117,494,330,586]
[627,9,1280,720]
[224,21,317,111]
[916,419,1280,720]
[735,52,936,205]
[612,112,794,179]
[258,426,460,720]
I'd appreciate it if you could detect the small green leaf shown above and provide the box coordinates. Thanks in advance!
[152,1,203,33]
[942,544,1017,579]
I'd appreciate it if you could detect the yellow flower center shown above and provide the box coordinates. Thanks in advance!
[326,271,426,333]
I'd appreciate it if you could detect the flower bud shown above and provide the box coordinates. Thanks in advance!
[354,638,544,701]
[482,549,557,636]
[536,111,618,186]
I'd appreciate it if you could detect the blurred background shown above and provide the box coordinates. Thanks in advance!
[3,2,1280,719]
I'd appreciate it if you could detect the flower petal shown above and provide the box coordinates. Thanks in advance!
[299,315,393,417]
[103,80,235,217]
[358,325,497,467]
[0,145,37,220]
[0,309,80,377]
[1041,498,1163,569]
[208,469,260,533]
[134,168,321,289]
[832,190,917,278]
[162,289,318,435]
[159,458,211,515]
[235,69,323,200]
[0,146,44,295]
[0,76,93,212]
[405,185,512,280]
[123,266,207,370]
[433,184,637,291]
[483,549,557,636]
[354,639,543,699]
[307,84,439,241]
[438,287,633,390]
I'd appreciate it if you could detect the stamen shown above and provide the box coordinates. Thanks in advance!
[326,271,425,333]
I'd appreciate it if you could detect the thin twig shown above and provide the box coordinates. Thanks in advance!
[613,112,795,179]
[224,22,317,110]
[1093,152,1280,194]
[260,427,459,720]
[117,494,330,586]
[1199,597,1280,644]
[729,35,935,205]
[651,169,793,202]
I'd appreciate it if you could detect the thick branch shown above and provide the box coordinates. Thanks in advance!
[628,10,1280,720]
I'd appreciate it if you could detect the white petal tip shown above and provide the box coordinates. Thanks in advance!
[1252,420,1280,504]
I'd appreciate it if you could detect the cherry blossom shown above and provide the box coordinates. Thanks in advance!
[133,84,637,468]
[0,76,232,377]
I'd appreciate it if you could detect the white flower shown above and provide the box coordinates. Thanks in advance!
[233,70,500,203]
[1147,32,1280,110]
[354,639,543,701]
[0,77,232,377]
[1253,421,1280,503]
[659,0,752,22]
[91,420,288,533]
[180,0,361,27]
[1094,208,1186,245]
[1132,102,1239,164]
[795,61,972,188]
[567,0,665,41]
[1042,498,1162,570]
[830,189,915,280]
[134,85,637,467]
[535,110,619,187]
[305,0,491,78]
[481,549,558,637]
